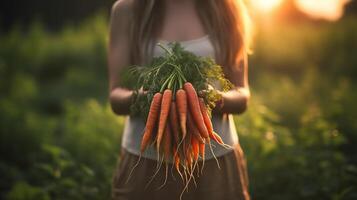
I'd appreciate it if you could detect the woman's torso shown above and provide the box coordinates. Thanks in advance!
[121,35,239,161]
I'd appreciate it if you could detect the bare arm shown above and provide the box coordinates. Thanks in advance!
[213,58,251,115]
[107,0,135,115]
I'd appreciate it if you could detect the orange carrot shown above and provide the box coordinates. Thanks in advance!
[163,124,172,161]
[183,82,209,139]
[156,89,172,150]
[212,131,224,144]
[191,136,199,161]
[169,101,180,144]
[199,142,205,158]
[186,150,192,168]
[199,141,205,174]
[140,93,162,152]
[187,112,205,144]
[173,145,180,171]
[198,97,221,144]
[176,89,187,139]
[198,98,214,134]
[185,132,192,167]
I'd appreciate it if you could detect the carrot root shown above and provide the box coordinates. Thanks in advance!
[207,138,221,169]
[156,89,172,151]
[141,93,162,152]
[157,163,169,190]
[183,82,209,139]
[125,153,142,184]
[146,155,164,189]
[176,89,188,139]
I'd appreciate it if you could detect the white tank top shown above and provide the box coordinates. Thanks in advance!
[121,35,239,160]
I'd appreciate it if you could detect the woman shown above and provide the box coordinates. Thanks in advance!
[108,0,252,199]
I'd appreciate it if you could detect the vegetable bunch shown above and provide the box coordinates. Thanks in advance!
[124,43,233,193]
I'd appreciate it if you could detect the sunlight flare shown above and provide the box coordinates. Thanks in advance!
[295,0,349,21]
[251,0,283,13]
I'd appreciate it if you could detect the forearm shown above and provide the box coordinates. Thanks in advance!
[109,87,134,115]
[213,88,250,115]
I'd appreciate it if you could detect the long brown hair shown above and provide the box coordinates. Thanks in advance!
[129,0,252,77]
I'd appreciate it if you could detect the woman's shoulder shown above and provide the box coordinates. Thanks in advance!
[111,0,134,19]
[110,0,134,37]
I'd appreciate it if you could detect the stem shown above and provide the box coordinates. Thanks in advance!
[194,63,204,79]
[160,73,174,92]
[167,73,176,90]
[172,79,177,100]
[168,63,187,82]
[179,77,183,89]
[157,43,177,60]
[154,60,169,77]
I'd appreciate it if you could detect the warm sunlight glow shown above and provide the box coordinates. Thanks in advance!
[296,0,349,21]
[251,0,283,13]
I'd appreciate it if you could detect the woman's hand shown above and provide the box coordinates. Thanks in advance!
[109,88,133,115]
[212,87,250,115]
[212,56,250,115]
[200,57,251,115]
[198,87,250,115]
[110,87,148,115]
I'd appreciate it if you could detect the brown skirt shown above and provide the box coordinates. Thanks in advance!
[112,144,250,200]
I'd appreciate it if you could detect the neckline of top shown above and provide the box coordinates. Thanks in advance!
[156,35,210,45]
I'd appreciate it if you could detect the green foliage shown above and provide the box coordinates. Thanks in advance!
[240,17,357,200]
[237,78,351,199]
[7,182,50,200]
[0,13,356,199]
[0,14,123,200]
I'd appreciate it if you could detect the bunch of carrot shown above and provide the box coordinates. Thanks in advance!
[125,43,233,194]
[138,82,230,196]
[140,82,226,175]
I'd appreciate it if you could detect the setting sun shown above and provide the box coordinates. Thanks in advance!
[296,0,349,21]
[251,0,283,12]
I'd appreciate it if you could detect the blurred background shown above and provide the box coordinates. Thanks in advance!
[0,0,356,199]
